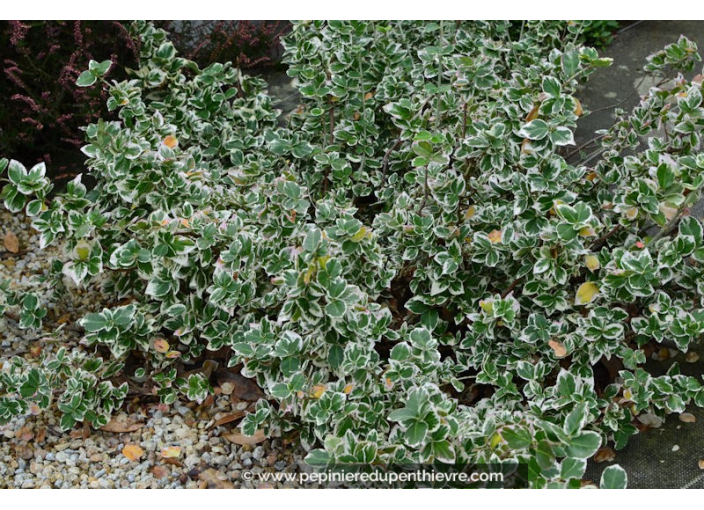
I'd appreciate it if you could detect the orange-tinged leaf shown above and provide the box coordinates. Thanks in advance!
[4,231,19,253]
[659,204,678,221]
[343,383,354,395]
[364,91,374,101]
[488,229,502,244]
[548,339,567,358]
[311,385,326,399]
[154,338,170,353]
[525,105,539,122]
[163,135,178,149]
[165,350,181,359]
[122,444,144,461]
[223,429,267,445]
[161,446,182,458]
[574,98,583,117]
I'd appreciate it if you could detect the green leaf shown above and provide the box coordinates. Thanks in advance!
[20,369,42,398]
[600,464,628,489]
[305,449,331,466]
[325,300,346,318]
[303,229,322,252]
[81,312,108,332]
[76,71,97,87]
[406,421,429,446]
[565,430,601,458]
[563,403,589,436]
[562,50,580,77]
[519,119,550,140]
[560,457,586,480]
[7,160,27,185]
[550,126,575,146]
[542,76,562,97]
[501,426,533,449]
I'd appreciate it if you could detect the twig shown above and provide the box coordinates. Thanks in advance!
[590,224,622,250]
[565,134,606,160]
[417,168,430,215]
[380,138,402,186]
[501,277,522,299]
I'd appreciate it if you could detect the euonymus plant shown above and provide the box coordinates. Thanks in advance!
[2,20,704,488]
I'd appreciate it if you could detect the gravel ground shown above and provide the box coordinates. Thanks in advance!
[0,210,311,488]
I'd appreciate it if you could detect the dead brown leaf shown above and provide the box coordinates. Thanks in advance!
[16,426,34,442]
[197,468,235,489]
[223,429,267,446]
[208,409,246,429]
[594,447,616,463]
[152,465,170,479]
[679,413,696,423]
[215,370,264,401]
[4,231,19,253]
[100,416,145,433]
[16,445,34,460]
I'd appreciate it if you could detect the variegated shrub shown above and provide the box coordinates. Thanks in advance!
[2,21,704,488]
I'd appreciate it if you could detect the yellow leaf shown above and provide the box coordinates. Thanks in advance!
[490,432,503,448]
[464,205,476,220]
[488,229,502,244]
[350,226,368,242]
[165,351,181,359]
[161,446,182,458]
[304,263,316,284]
[548,339,567,358]
[122,444,144,461]
[343,383,354,395]
[584,255,600,272]
[163,135,178,149]
[579,226,596,238]
[575,281,599,305]
[317,255,330,270]
[479,299,494,314]
[73,241,91,261]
